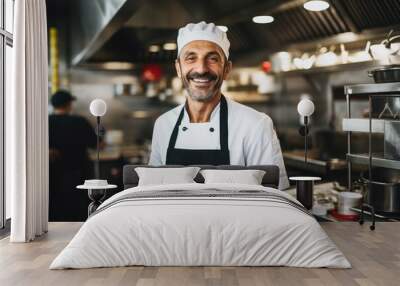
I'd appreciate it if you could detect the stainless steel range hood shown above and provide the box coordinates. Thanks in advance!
[70,0,142,66]
[64,0,400,66]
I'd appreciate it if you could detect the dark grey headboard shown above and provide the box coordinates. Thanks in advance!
[123,165,280,189]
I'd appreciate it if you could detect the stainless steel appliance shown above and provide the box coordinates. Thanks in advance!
[368,65,400,83]
[384,120,400,160]
[362,168,400,213]
[345,83,400,218]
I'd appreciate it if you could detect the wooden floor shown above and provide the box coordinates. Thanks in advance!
[0,222,399,286]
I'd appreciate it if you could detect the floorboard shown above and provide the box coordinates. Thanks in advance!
[0,222,399,286]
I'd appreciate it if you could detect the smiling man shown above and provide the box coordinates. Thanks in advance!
[149,22,289,190]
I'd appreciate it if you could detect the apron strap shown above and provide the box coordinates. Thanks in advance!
[219,95,229,151]
[167,106,185,150]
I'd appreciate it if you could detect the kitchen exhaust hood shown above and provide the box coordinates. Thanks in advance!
[58,0,400,66]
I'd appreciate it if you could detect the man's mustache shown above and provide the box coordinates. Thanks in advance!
[187,72,218,81]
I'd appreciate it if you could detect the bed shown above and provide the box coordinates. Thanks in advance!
[50,165,350,269]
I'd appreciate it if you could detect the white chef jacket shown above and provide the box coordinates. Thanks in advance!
[149,97,290,190]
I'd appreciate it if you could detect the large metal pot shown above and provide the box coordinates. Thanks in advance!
[361,168,400,213]
[368,65,400,83]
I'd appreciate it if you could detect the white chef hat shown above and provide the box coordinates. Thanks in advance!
[177,21,230,59]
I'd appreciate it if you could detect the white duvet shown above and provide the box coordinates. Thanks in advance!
[50,183,351,269]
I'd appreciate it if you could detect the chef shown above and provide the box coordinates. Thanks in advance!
[149,21,289,190]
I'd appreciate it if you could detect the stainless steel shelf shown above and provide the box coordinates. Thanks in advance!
[347,153,400,170]
[342,118,384,133]
[283,153,328,175]
[350,207,400,222]
[272,61,381,77]
[345,83,400,95]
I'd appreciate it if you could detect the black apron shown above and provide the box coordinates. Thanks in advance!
[166,95,230,165]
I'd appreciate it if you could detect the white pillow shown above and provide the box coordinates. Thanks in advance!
[200,169,266,185]
[135,167,200,186]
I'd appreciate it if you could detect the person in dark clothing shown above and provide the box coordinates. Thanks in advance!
[49,90,97,221]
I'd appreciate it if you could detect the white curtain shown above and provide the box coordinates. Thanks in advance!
[7,0,49,242]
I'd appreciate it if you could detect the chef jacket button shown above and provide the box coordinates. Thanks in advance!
[182,126,188,131]
[209,127,214,132]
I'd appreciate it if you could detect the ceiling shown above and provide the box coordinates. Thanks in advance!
[47,0,400,66]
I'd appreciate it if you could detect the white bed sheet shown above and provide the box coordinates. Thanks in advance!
[50,183,351,269]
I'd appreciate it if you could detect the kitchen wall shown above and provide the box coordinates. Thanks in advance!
[65,65,376,153]
[271,66,375,151]
[68,69,176,146]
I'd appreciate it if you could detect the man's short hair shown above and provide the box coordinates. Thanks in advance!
[51,90,76,108]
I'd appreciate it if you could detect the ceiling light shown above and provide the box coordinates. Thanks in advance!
[217,25,228,32]
[163,42,177,51]
[303,0,330,12]
[252,15,274,24]
[149,45,160,53]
